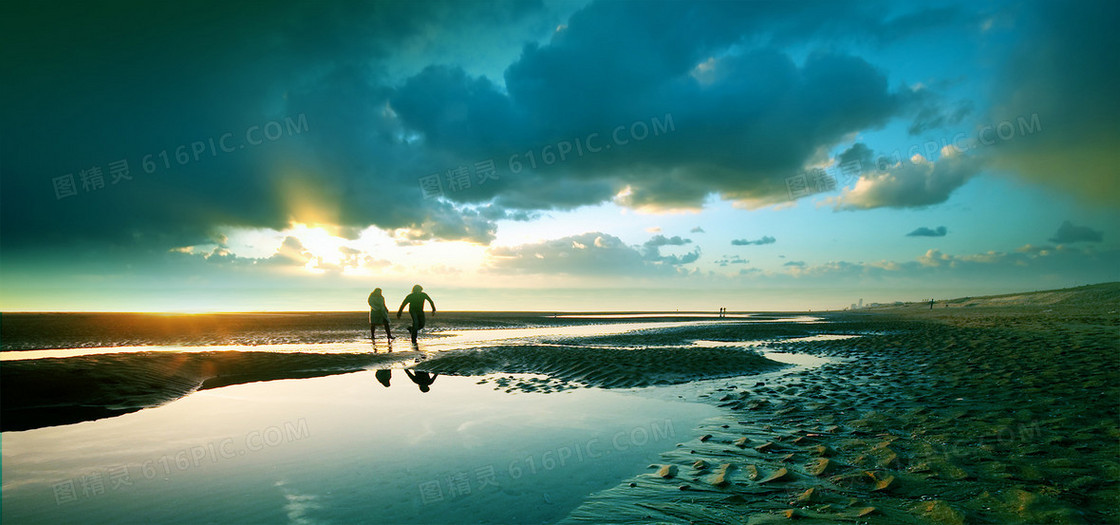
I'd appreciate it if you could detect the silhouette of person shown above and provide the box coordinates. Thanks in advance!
[929,298,934,310]
[405,369,437,393]
[368,288,394,342]
[375,369,392,388]
[397,284,436,343]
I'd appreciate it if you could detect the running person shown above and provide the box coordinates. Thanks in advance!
[368,288,393,342]
[397,284,436,343]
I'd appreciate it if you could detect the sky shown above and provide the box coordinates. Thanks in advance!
[1,0,1118,312]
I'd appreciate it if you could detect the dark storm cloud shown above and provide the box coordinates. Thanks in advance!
[392,201,501,244]
[1048,221,1103,244]
[393,0,973,212]
[412,45,905,212]
[2,0,980,260]
[1,0,546,253]
[388,1,983,214]
[732,236,776,246]
[907,100,973,136]
[907,226,947,237]
[837,143,875,173]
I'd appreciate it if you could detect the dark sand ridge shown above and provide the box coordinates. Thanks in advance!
[0,351,405,431]
[0,321,807,432]
[417,344,785,390]
[412,322,828,390]
[0,339,792,432]
[562,282,1119,524]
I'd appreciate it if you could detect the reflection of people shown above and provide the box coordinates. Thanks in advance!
[375,369,392,388]
[397,284,436,343]
[368,288,394,342]
[404,369,438,393]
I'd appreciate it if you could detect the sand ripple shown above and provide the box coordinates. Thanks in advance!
[416,344,785,389]
[563,286,1120,524]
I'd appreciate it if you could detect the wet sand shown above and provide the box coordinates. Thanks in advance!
[0,318,799,431]
[0,351,401,431]
[0,311,590,351]
[563,283,1119,524]
[3,284,1116,523]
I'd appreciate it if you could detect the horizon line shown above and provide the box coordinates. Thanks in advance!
[2,281,1114,316]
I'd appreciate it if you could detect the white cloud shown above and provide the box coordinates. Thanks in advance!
[486,232,699,277]
[830,149,982,210]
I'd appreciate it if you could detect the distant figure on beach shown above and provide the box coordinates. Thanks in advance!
[375,369,392,388]
[405,369,437,392]
[397,284,436,343]
[368,288,394,342]
[929,298,935,310]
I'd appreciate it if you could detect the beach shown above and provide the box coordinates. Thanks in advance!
[565,284,1120,524]
[2,283,1118,523]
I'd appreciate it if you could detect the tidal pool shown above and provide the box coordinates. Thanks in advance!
[2,370,721,524]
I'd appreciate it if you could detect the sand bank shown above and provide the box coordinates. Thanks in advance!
[563,284,1119,524]
[0,351,403,431]
[0,319,802,431]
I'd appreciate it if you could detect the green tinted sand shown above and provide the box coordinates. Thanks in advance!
[563,285,1119,524]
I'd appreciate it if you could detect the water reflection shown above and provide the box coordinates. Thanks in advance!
[1,372,722,525]
[404,369,438,392]
[374,369,392,388]
[2,319,816,361]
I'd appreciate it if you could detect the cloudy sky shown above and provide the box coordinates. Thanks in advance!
[2,0,1117,312]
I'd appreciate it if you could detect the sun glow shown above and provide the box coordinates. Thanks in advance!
[206,221,494,284]
[276,172,341,232]
[288,223,348,266]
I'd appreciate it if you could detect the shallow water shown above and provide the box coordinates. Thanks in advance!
[0,318,821,361]
[1,371,722,524]
[2,315,853,523]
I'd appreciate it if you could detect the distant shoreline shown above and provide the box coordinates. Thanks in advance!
[2,280,1116,315]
